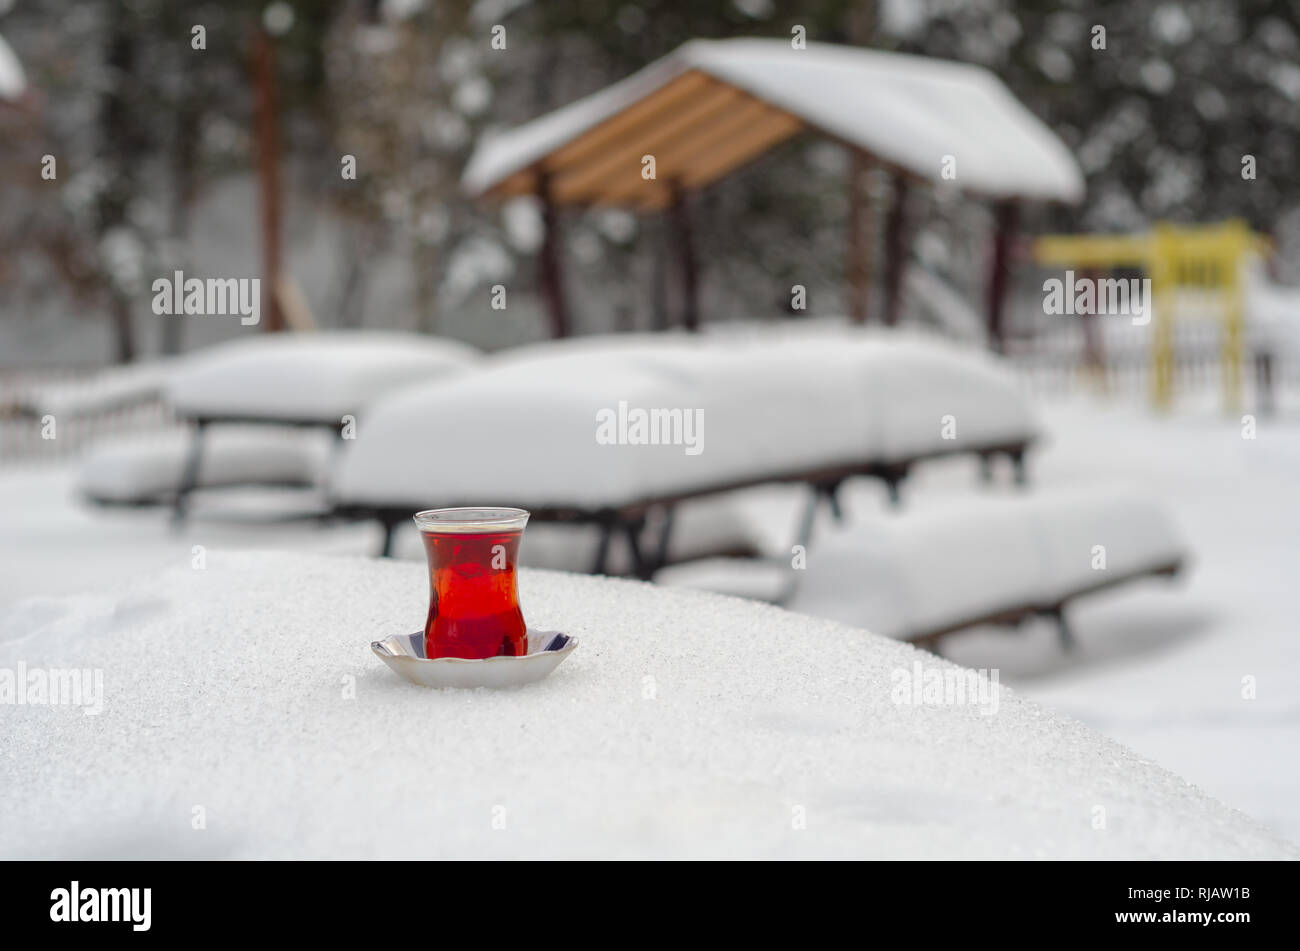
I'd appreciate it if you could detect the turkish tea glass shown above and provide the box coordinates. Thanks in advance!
[413,507,530,660]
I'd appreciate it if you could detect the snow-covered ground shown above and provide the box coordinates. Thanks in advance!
[822,393,1300,843]
[0,391,1297,850]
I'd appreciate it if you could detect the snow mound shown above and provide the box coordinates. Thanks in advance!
[168,331,479,424]
[789,486,1186,639]
[14,360,178,419]
[333,328,1037,510]
[0,551,1286,859]
[77,427,333,504]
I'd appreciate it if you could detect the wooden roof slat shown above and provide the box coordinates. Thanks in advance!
[544,69,714,173]
[558,93,784,206]
[549,79,745,203]
[679,110,804,188]
[593,102,803,207]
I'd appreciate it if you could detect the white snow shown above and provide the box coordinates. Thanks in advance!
[1,391,1299,850]
[11,359,178,419]
[333,327,1037,510]
[788,487,1186,639]
[168,331,479,424]
[462,39,1084,203]
[0,32,24,102]
[1,549,1290,859]
[76,427,334,504]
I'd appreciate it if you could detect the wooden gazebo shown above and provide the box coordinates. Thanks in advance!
[463,39,1083,347]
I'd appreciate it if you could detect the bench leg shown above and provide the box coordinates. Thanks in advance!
[978,453,994,484]
[885,475,903,507]
[591,515,616,575]
[622,516,652,580]
[171,420,207,527]
[824,481,845,523]
[1048,607,1075,651]
[796,486,820,550]
[1011,449,1028,487]
[648,504,676,576]
[377,518,399,558]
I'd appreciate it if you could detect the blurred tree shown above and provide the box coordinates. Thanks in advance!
[2,0,1299,362]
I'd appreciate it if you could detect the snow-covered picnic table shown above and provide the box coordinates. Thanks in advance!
[1,551,1291,859]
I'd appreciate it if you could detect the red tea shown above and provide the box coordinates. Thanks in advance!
[420,527,527,659]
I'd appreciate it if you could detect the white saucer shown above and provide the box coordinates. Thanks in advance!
[371,628,578,689]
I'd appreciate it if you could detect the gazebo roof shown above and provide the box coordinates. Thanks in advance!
[0,32,25,102]
[463,38,1085,209]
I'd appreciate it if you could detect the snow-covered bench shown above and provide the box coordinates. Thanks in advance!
[77,427,332,507]
[787,486,1187,650]
[333,329,1039,567]
[163,331,479,519]
[5,360,178,421]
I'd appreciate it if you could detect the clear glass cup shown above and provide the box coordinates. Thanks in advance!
[413,507,530,659]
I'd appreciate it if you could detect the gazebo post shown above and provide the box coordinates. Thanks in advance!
[985,199,1019,354]
[536,171,571,338]
[881,171,911,326]
[846,149,874,324]
[669,180,700,332]
[650,218,670,332]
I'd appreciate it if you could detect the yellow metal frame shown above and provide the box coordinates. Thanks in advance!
[1034,220,1263,410]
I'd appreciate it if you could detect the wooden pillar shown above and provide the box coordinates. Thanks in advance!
[650,217,670,332]
[536,172,571,338]
[986,200,1019,354]
[846,150,874,324]
[251,25,285,333]
[881,172,911,326]
[669,181,700,332]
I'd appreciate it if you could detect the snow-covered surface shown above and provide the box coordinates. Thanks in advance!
[334,328,1037,509]
[463,39,1084,203]
[77,427,334,504]
[168,331,479,424]
[2,393,1298,852]
[11,360,178,419]
[0,549,1289,859]
[788,487,1185,639]
[0,32,24,102]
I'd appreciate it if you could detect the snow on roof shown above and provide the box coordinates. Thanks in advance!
[0,32,25,102]
[1,550,1288,858]
[462,38,1085,207]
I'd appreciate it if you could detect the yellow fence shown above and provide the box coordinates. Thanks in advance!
[1034,220,1265,410]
